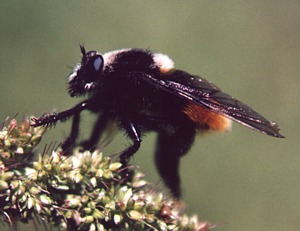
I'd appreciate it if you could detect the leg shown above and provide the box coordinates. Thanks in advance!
[32,100,90,154]
[61,111,80,153]
[80,112,110,151]
[155,119,195,198]
[32,100,89,127]
[119,119,142,165]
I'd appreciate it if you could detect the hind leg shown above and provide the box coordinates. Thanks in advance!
[155,118,195,198]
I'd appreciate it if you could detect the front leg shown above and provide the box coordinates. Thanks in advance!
[31,100,89,127]
[32,100,90,153]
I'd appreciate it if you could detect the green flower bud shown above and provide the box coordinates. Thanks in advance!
[83,215,94,224]
[0,180,9,190]
[128,210,143,221]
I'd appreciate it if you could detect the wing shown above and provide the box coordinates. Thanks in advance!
[141,70,284,138]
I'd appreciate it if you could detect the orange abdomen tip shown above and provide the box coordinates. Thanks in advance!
[183,103,232,132]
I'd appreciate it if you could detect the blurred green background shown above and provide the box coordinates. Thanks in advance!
[0,1,299,230]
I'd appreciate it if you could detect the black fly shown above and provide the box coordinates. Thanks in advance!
[32,46,284,197]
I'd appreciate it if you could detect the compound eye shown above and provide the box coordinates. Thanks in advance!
[93,55,103,72]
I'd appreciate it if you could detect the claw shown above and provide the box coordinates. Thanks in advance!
[31,113,58,127]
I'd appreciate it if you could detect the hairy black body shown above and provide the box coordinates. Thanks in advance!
[32,46,284,198]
